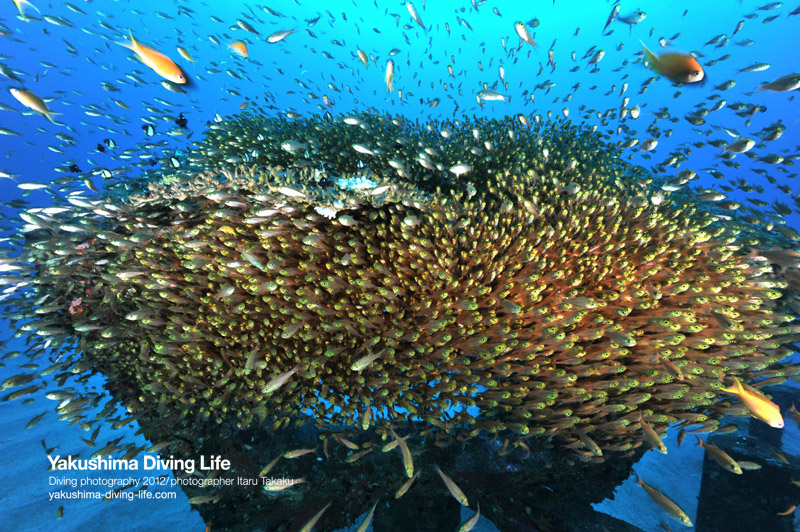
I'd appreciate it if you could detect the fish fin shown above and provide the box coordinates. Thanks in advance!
[695,435,704,447]
[115,39,134,51]
[44,111,62,124]
[719,376,742,395]
[14,0,40,16]
[640,40,657,69]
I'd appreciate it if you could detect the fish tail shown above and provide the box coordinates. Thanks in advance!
[116,30,136,51]
[720,376,743,395]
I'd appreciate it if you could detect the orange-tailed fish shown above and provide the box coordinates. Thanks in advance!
[641,41,704,84]
[635,473,693,527]
[229,40,248,58]
[9,88,60,123]
[117,31,188,85]
[696,436,742,474]
[720,376,784,428]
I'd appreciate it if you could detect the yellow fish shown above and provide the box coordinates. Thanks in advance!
[176,46,194,64]
[12,0,39,19]
[458,502,481,532]
[355,500,378,532]
[299,502,331,532]
[435,466,469,506]
[390,429,413,478]
[9,88,59,123]
[639,414,667,455]
[357,49,368,67]
[636,473,693,527]
[720,376,784,428]
[696,436,742,474]
[118,31,188,85]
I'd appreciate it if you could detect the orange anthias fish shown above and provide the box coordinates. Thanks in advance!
[641,41,705,84]
[720,376,784,428]
[118,31,188,85]
[229,40,248,58]
[9,87,60,123]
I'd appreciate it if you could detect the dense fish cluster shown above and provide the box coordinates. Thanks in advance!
[3,112,799,468]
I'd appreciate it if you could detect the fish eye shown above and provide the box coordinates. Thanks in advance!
[692,71,700,76]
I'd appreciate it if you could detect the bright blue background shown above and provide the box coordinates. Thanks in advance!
[0,1,798,530]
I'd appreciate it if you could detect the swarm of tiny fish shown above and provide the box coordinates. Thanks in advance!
[3,111,800,477]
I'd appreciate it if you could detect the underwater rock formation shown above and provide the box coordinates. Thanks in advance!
[3,111,799,530]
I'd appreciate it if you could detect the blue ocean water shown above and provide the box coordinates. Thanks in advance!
[1,1,799,531]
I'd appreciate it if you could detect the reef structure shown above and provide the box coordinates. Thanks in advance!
[2,111,799,530]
